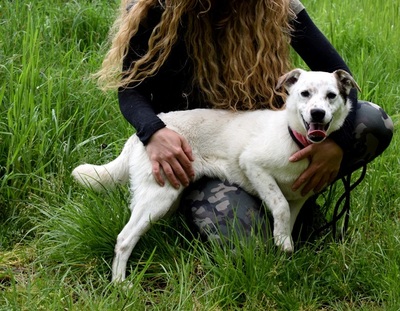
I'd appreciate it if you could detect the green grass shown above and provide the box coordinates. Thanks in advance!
[1,0,399,309]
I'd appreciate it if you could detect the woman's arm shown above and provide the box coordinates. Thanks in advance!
[118,8,195,188]
[118,87,166,145]
[291,9,351,73]
[118,6,167,145]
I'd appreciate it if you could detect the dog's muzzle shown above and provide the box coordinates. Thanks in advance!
[302,116,331,143]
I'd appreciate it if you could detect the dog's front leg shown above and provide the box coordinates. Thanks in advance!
[244,170,294,252]
[288,199,307,232]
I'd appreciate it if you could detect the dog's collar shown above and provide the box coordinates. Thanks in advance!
[288,127,311,149]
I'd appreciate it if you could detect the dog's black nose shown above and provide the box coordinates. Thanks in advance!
[310,108,326,122]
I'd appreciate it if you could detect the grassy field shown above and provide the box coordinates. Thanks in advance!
[1,0,399,310]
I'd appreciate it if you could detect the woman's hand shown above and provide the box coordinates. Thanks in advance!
[289,138,343,196]
[146,127,195,189]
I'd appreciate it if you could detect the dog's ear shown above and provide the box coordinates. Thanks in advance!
[276,68,304,91]
[334,69,361,94]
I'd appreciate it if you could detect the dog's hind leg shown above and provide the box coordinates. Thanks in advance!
[111,183,182,283]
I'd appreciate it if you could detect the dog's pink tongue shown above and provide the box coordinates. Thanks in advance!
[308,123,327,141]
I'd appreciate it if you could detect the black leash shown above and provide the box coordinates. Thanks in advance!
[315,162,367,240]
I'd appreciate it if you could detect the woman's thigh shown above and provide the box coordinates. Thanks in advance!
[180,177,270,242]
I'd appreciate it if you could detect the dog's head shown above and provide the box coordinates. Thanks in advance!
[276,69,360,144]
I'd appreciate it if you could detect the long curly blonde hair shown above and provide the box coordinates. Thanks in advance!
[97,0,295,110]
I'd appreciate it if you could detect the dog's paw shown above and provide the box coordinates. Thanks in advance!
[274,235,294,253]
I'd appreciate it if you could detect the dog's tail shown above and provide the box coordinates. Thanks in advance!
[72,141,132,192]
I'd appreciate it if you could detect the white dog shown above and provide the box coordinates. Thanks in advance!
[72,69,359,282]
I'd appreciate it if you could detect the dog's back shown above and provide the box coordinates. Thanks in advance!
[159,108,297,192]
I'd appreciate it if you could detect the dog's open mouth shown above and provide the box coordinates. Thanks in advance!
[303,119,330,143]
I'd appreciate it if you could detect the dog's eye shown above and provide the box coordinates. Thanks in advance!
[327,92,337,99]
[301,91,310,98]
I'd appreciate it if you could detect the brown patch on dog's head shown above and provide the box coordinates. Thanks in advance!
[275,68,305,91]
[333,69,361,98]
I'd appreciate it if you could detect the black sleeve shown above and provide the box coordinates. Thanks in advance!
[290,9,351,74]
[291,9,357,153]
[118,8,166,145]
[118,87,166,145]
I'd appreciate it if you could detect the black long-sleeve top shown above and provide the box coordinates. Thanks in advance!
[118,6,356,151]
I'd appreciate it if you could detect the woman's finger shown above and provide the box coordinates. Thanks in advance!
[151,161,165,187]
[160,160,181,189]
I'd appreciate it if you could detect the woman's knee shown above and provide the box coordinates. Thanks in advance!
[351,100,394,162]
